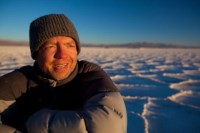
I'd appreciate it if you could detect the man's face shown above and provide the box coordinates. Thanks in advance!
[36,36,77,80]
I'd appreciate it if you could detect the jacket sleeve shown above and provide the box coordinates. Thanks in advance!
[0,70,28,113]
[0,70,28,133]
[26,92,127,133]
[0,101,19,133]
[0,124,21,133]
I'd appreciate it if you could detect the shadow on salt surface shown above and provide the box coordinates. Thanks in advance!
[183,70,200,79]
[120,85,178,98]
[127,111,145,133]
[138,73,183,84]
[169,91,200,109]
[170,79,200,92]
[142,98,200,133]
[163,73,191,80]
[111,75,164,86]
[111,73,179,98]
[106,67,133,76]
[124,97,148,114]
[124,97,147,133]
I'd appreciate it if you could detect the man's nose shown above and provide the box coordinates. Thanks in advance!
[54,45,68,58]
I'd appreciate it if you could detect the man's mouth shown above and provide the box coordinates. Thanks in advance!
[54,64,68,69]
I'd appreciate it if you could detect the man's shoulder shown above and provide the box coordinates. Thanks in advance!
[0,65,34,81]
[78,60,102,73]
[0,65,34,96]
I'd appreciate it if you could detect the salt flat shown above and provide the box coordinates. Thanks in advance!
[1,46,200,133]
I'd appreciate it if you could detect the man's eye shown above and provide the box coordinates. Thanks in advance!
[44,45,55,49]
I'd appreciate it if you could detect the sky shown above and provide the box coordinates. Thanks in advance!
[0,0,200,46]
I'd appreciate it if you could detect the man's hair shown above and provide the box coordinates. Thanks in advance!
[29,14,80,59]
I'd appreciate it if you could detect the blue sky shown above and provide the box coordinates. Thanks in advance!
[0,0,200,46]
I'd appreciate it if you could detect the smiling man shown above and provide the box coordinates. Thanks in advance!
[36,36,78,81]
[0,14,127,133]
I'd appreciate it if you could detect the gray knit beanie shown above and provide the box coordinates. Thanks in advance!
[29,14,80,59]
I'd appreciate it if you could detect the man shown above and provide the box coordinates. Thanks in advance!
[0,14,127,133]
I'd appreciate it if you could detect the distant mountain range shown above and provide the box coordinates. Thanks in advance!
[0,39,199,48]
[0,39,28,46]
[82,42,200,48]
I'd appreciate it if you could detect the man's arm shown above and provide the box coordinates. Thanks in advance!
[26,92,127,133]
[0,124,22,133]
[0,100,17,133]
[0,70,28,133]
